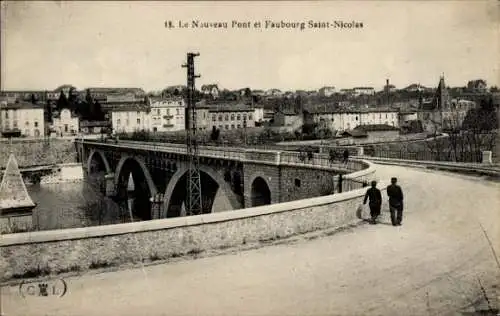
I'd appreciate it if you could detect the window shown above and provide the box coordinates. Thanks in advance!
[237,114,241,120]
[25,129,29,135]
[225,125,229,130]
[167,109,170,115]
[34,121,39,127]
[137,118,141,124]
[137,111,140,115]
[231,124,235,129]
[355,116,358,121]
[249,114,253,120]
[13,120,18,128]
[126,119,129,125]
[176,109,180,115]
[25,121,29,126]
[218,115,222,121]
[243,114,247,120]
[64,124,68,132]
[385,114,388,119]
[117,119,121,125]
[157,109,160,115]
[225,114,229,121]
[237,124,241,129]
[5,112,8,119]
[231,114,235,121]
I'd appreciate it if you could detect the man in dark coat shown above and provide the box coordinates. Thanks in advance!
[387,177,404,226]
[363,180,382,224]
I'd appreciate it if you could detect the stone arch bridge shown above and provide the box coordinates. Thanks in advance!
[75,140,368,221]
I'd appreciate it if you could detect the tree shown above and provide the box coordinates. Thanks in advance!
[56,91,68,111]
[45,101,53,124]
[31,93,37,104]
[91,100,104,121]
[67,87,78,111]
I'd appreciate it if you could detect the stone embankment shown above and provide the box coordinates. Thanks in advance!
[0,139,77,168]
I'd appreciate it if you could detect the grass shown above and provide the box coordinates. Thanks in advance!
[89,260,111,269]
[12,265,51,279]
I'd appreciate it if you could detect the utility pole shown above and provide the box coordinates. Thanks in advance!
[182,52,203,216]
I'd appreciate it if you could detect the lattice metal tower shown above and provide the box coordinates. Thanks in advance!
[182,52,203,216]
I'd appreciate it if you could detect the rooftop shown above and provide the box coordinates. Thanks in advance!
[0,102,44,110]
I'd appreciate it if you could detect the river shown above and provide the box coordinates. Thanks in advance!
[28,180,130,231]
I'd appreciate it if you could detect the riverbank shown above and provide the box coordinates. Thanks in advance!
[0,163,84,185]
[38,163,84,184]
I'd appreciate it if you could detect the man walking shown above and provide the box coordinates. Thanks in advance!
[387,177,404,226]
[363,180,382,224]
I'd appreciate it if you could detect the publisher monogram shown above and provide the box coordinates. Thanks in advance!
[19,279,68,298]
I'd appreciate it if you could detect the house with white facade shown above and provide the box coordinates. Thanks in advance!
[149,97,185,132]
[253,106,265,124]
[208,103,256,131]
[307,107,400,132]
[110,104,150,133]
[352,87,375,96]
[0,102,45,137]
[52,108,79,136]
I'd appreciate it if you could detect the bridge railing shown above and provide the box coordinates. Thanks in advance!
[279,151,363,172]
[78,139,372,175]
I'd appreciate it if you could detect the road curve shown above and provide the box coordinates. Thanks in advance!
[2,164,499,316]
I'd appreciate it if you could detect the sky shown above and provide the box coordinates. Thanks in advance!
[1,1,499,92]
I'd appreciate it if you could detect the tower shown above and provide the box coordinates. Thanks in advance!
[182,53,203,216]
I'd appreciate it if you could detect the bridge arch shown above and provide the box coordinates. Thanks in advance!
[162,163,241,218]
[87,149,111,174]
[114,155,158,220]
[250,176,271,207]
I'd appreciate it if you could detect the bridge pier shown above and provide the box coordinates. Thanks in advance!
[104,173,116,197]
[150,193,164,220]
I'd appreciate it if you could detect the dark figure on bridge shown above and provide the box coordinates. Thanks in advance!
[387,177,404,226]
[342,149,349,164]
[363,180,382,224]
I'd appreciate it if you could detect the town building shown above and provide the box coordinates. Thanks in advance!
[149,97,185,132]
[110,104,150,133]
[86,87,145,103]
[79,120,111,135]
[263,109,275,122]
[306,107,400,133]
[52,108,79,136]
[253,106,265,124]
[0,102,45,137]
[352,87,375,96]
[207,103,256,131]
[319,86,336,97]
[274,109,303,132]
[418,76,475,133]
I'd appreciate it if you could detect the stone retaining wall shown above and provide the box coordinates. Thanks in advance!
[0,180,386,283]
